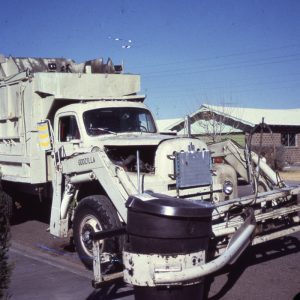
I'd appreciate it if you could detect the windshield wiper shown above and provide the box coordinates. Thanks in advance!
[89,127,117,135]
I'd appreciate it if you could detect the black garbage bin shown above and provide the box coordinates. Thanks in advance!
[124,193,214,300]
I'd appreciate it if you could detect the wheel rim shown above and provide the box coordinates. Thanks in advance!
[79,214,103,257]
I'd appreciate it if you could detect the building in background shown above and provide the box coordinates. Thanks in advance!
[157,104,300,165]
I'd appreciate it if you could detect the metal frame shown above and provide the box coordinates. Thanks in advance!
[92,206,256,287]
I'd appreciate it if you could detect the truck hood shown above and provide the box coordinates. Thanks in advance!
[96,133,177,146]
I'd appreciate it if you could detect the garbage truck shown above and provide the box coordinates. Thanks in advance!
[0,56,299,286]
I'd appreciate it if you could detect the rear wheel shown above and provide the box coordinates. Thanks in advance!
[0,187,13,222]
[73,195,123,270]
[257,180,269,193]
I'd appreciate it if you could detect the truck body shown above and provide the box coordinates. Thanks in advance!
[0,56,142,183]
[0,56,224,197]
[1,56,299,278]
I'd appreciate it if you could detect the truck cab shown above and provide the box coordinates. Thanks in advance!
[52,100,228,200]
[53,101,157,156]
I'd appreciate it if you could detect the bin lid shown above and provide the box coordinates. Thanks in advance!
[126,193,214,218]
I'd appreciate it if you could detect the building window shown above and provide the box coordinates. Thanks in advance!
[281,133,297,147]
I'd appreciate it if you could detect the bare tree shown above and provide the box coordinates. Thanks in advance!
[189,103,244,143]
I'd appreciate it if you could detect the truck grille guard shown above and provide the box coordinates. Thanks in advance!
[91,184,300,287]
[91,204,256,287]
[153,208,256,285]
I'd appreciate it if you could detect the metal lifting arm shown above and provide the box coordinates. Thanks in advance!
[209,140,281,187]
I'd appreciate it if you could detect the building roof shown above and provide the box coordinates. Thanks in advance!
[156,118,182,132]
[201,104,300,126]
[157,104,300,134]
[156,117,243,135]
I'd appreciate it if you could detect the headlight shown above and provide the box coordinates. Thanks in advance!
[223,180,234,195]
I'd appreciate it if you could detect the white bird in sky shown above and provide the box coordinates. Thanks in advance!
[108,36,133,49]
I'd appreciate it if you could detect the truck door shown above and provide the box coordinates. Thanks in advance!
[56,113,82,157]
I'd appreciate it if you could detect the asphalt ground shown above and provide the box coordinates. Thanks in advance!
[8,223,134,300]
[6,183,300,300]
[8,230,300,300]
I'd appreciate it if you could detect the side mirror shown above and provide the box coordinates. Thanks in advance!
[37,120,53,151]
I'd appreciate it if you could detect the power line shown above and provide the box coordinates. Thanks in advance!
[143,54,300,78]
[143,76,300,95]
[145,71,300,92]
[134,43,300,70]
[146,81,300,100]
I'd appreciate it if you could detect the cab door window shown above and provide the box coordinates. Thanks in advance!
[59,115,80,142]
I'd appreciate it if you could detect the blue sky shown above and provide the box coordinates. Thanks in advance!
[1,0,300,119]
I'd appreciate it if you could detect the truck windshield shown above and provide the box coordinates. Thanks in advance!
[83,107,157,136]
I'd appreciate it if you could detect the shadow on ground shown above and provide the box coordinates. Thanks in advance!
[206,235,300,300]
[84,235,299,300]
[87,281,133,300]
[11,194,51,225]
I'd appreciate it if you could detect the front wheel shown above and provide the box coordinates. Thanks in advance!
[73,195,123,270]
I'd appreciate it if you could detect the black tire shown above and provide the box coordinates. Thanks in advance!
[0,188,11,299]
[73,195,123,270]
[0,187,13,222]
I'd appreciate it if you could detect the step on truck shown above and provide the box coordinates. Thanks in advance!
[0,56,299,284]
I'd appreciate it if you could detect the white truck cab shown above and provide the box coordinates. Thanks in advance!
[53,101,158,155]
